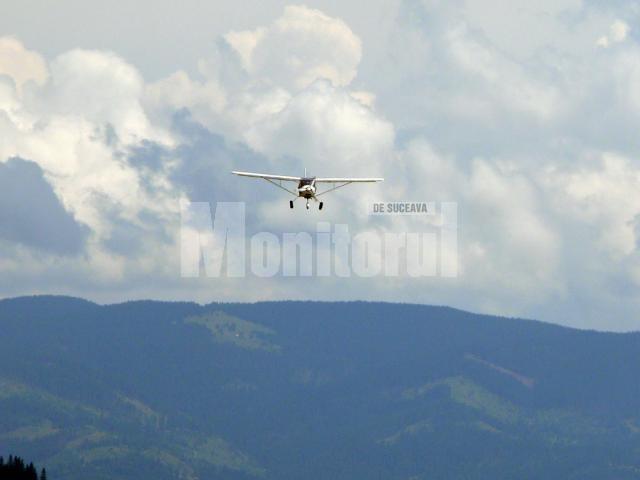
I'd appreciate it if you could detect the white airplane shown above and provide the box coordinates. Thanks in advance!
[232,169,383,210]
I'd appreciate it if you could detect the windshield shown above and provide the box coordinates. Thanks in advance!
[298,178,315,187]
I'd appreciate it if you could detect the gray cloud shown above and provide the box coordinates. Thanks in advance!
[0,157,88,255]
[170,111,267,203]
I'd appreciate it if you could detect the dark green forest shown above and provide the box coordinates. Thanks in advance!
[2,296,640,479]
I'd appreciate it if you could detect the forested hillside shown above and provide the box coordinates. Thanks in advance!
[2,296,640,479]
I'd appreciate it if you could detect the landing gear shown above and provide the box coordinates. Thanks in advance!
[290,197,323,211]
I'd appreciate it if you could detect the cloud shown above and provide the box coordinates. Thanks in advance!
[0,39,183,294]
[0,37,48,94]
[42,49,168,143]
[1,2,640,330]
[445,24,562,120]
[544,152,640,258]
[245,80,394,173]
[395,138,562,315]
[144,5,368,146]
[224,5,362,90]
[143,70,226,131]
[597,20,630,47]
[0,157,87,254]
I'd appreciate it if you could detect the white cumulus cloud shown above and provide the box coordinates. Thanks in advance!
[224,5,362,91]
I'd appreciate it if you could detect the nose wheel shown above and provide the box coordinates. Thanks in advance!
[306,201,310,210]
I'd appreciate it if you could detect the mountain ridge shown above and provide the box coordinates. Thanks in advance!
[2,294,618,334]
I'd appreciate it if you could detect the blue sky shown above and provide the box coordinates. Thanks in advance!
[1,1,640,330]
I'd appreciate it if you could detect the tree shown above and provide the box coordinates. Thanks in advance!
[27,462,38,480]
[0,455,47,480]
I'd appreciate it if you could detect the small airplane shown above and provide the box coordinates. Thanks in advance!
[232,169,383,210]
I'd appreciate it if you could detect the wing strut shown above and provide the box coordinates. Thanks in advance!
[315,182,355,197]
[264,178,298,197]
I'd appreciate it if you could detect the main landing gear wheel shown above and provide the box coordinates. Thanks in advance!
[289,200,294,209]
[319,202,323,210]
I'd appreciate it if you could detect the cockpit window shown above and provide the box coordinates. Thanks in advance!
[298,178,314,187]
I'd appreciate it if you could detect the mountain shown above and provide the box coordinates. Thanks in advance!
[1,296,640,479]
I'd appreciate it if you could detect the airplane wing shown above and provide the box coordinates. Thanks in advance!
[232,171,301,182]
[315,177,384,183]
[314,177,383,198]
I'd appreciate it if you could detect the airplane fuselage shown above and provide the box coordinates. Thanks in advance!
[297,178,316,198]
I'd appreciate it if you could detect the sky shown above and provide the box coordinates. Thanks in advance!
[1,0,640,330]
